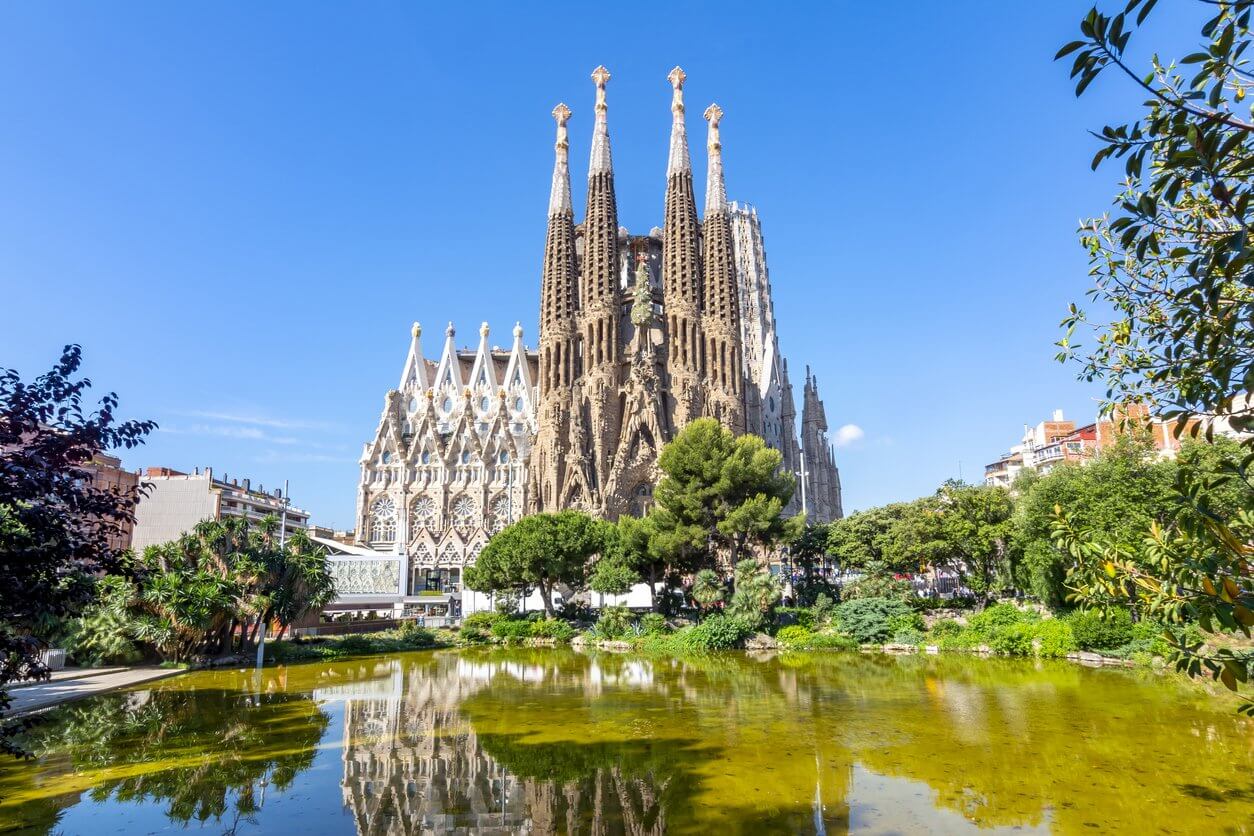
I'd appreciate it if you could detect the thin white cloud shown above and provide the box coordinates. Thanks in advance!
[254,450,359,464]
[170,409,338,432]
[834,424,865,447]
[160,423,302,445]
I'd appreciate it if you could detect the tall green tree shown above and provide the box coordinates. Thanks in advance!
[932,482,1016,605]
[464,511,603,617]
[787,522,833,605]
[0,345,154,757]
[1056,0,1254,712]
[1012,437,1176,607]
[651,419,797,575]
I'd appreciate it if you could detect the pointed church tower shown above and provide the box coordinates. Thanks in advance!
[571,66,622,510]
[700,103,745,433]
[532,103,579,511]
[661,67,705,429]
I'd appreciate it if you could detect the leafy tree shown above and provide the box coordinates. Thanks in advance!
[651,419,797,573]
[0,345,154,756]
[1055,0,1254,712]
[827,501,907,571]
[786,522,834,605]
[931,481,1015,605]
[593,514,673,611]
[1012,437,1176,607]
[690,569,724,619]
[464,510,602,617]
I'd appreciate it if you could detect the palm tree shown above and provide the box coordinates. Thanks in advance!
[691,570,724,621]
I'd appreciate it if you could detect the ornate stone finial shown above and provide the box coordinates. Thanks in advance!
[591,65,611,112]
[666,68,691,177]
[480,321,490,338]
[589,66,613,175]
[513,321,523,339]
[412,321,421,339]
[549,103,574,216]
[552,103,571,151]
[445,322,455,338]
[704,103,723,149]
[668,66,686,114]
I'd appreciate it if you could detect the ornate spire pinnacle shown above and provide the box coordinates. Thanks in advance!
[411,321,421,339]
[589,66,612,174]
[666,67,691,177]
[513,321,523,340]
[548,103,573,216]
[479,321,490,339]
[704,103,727,215]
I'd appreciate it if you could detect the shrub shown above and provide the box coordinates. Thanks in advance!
[637,613,669,636]
[808,632,859,651]
[990,623,1036,656]
[776,607,815,630]
[887,611,925,635]
[529,618,577,642]
[928,619,964,639]
[1034,619,1077,658]
[682,614,752,651]
[891,627,926,646]
[967,603,1035,637]
[833,597,913,645]
[456,626,491,645]
[593,606,632,640]
[337,634,376,655]
[1066,608,1134,651]
[775,625,814,648]
[812,592,836,625]
[395,621,437,648]
[463,610,504,631]
[490,619,532,643]
[936,628,983,652]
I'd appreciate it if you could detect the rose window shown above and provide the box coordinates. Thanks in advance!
[411,496,436,530]
[369,496,397,542]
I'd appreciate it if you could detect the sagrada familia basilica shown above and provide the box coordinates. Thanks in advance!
[330,68,842,612]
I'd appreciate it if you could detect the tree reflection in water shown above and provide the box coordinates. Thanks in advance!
[2,677,328,833]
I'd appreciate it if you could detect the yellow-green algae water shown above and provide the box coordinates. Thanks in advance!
[0,649,1250,835]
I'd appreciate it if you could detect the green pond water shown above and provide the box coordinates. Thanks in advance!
[0,649,1251,835]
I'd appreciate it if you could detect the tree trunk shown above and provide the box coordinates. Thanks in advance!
[539,580,554,618]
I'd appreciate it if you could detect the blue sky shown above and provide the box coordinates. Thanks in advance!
[0,2,1195,530]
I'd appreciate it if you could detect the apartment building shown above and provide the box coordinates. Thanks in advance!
[131,466,309,551]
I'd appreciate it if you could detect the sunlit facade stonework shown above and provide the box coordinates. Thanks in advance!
[339,67,841,617]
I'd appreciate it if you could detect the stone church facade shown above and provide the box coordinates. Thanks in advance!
[333,68,841,616]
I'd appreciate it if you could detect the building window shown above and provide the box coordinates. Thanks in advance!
[451,495,477,533]
[369,496,397,542]
[408,397,418,414]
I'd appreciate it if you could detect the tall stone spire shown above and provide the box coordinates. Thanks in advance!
[661,66,705,428]
[540,103,578,349]
[700,102,744,432]
[571,65,623,512]
[533,103,581,512]
[581,66,620,311]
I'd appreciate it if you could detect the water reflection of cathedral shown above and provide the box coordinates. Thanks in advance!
[325,655,673,836]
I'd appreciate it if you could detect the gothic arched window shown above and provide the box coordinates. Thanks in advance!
[370,496,397,542]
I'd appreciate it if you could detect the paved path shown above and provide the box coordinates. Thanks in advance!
[4,667,186,717]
